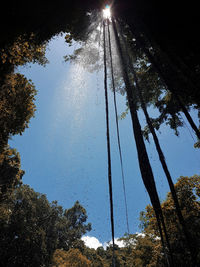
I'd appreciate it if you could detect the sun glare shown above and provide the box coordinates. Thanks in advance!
[103,5,111,19]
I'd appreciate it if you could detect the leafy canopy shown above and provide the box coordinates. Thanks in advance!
[0,185,91,267]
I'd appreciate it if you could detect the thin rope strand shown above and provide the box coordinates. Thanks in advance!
[107,21,130,235]
[112,18,173,267]
[103,19,116,267]
[117,20,196,266]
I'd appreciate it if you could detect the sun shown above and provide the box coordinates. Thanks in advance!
[103,5,111,19]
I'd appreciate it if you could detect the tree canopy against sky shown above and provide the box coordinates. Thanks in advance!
[64,23,199,141]
[0,184,91,267]
[1,0,199,103]
[1,1,199,149]
[1,175,199,266]
[0,2,200,265]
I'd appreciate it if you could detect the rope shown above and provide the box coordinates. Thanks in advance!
[107,21,130,235]
[112,17,174,267]
[117,20,197,266]
[103,19,116,267]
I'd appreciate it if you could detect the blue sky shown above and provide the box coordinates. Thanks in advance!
[10,35,200,245]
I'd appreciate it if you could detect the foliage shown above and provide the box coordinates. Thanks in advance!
[0,33,48,67]
[1,176,199,266]
[139,175,200,266]
[0,145,24,200]
[0,22,48,196]
[52,248,92,267]
[0,0,199,143]
[80,175,200,267]
[80,234,163,267]
[56,201,91,251]
[0,4,199,266]
[120,22,200,142]
[83,247,107,267]
[0,73,37,150]
[0,185,91,267]
[64,25,102,73]
[0,36,42,195]
[64,21,198,143]
[117,233,163,267]
[121,26,196,140]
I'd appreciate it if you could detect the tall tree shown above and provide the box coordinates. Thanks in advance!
[0,33,48,67]
[139,175,200,266]
[52,248,92,267]
[0,185,91,267]
[0,145,24,200]
[56,201,92,251]
[0,73,37,151]
[64,21,199,145]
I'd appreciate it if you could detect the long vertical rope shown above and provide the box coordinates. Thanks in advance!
[132,67,196,266]
[112,17,174,267]
[117,21,197,266]
[107,21,130,235]
[103,19,116,267]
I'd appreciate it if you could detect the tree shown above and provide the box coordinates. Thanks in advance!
[49,174,200,267]
[0,145,24,200]
[0,33,48,68]
[0,185,91,267]
[56,201,92,251]
[96,175,200,267]
[83,247,106,267]
[0,33,48,92]
[139,175,200,266]
[0,1,199,120]
[103,233,162,267]
[64,20,198,144]
[63,15,200,148]
[0,73,37,151]
[52,248,92,267]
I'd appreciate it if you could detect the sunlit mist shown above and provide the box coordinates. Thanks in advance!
[103,5,111,19]
[55,64,92,135]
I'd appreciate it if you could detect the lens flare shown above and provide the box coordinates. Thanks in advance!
[103,5,111,19]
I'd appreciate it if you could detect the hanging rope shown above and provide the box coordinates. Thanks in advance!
[112,17,174,267]
[107,21,130,235]
[103,19,116,267]
[117,20,197,266]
